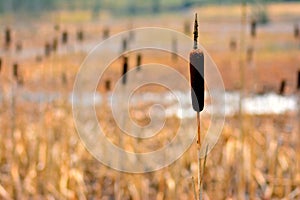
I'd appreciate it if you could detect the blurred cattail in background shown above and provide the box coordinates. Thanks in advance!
[250,19,257,38]
[13,63,18,80]
[77,29,84,42]
[122,38,128,52]
[5,27,11,47]
[45,42,51,57]
[279,80,286,95]
[16,41,22,53]
[103,27,110,40]
[62,31,68,44]
[61,72,67,85]
[52,38,58,52]
[184,20,191,35]
[122,56,128,85]
[172,37,178,61]
[54,24,60,31]
[0,57,2,73]
[297,70,300,91]
[294,24,299,38]
[229,38,237,51]
[136,53,142,71]
[246,46,254,63]
[105,79,111,92]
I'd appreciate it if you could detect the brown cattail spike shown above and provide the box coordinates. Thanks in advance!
[184,20,190,35]
[251,19,257,38]
[122,56,128,85]
[62,31,68,44]
[193,13,198,50]
[45,42,51,57]
[77,30,84,42]
[279,80,286,95]
[294,24,299,38]
[229,38,237,51]
[246,46,254,63]
[103,27,110,40]
[5,27,11,47]
[136,53,142,71]
[105,80,111,91]
[297,71,300,91]
[122,38,127,52]
[16,41,22,53]
[172,37,178,60]
[190,49,205,112]
[52,38,58,52]
[13,63,18,80]
[0,58,2,73]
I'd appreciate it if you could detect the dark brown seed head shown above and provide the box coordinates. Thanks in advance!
[62,31,68,44]
[122,56,128,85]
[77,30,84,41]
[251,19,257,38]
[190,49,204,112]
[294,24,299,38]
[136,53,142,71]
[122,38,127,52]
[297,71,300,91]
[246,46,254,63]
[45,42,51,57]
[5,27,11,46]
[16,41,22,53]
[0,58,2,73]
[13,63,18,79]
[103,27,110,40]
[279,80,286,95]
[105,80,111,91]
[229,38,237,51]
[52,38,58,52]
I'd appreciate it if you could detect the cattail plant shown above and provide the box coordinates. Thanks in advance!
[62,31,68,44]
[184,20,191,35]
[279,80,286,95]
[52,38,58,53]
[122,56,129,85]
[0,57,2,73]
[54,24,60,31]
[5,27,11,48]
[297,70,300,91]
[105,80,111,92]
[122,38,128,52]
[250,19,257,38]
[103,27,110,40]
[190,13,205,200]
[16,41,22,53]
[77,29,84,42]
[61,72,67,85]
[45,42,51,57]
[229,38,237,51]
[246,46,254,63]
[172,37,178,61]
[136,53,142,71]
[294,24,299,38]
[13,63,18,80]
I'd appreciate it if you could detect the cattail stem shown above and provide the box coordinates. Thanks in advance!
[197,112,203,200]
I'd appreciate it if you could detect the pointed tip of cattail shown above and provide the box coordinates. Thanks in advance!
[193,13,198,49]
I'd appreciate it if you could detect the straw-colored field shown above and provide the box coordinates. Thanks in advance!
[0,2,300,200]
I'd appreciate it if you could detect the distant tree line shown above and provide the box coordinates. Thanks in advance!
[0,0,298,15]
